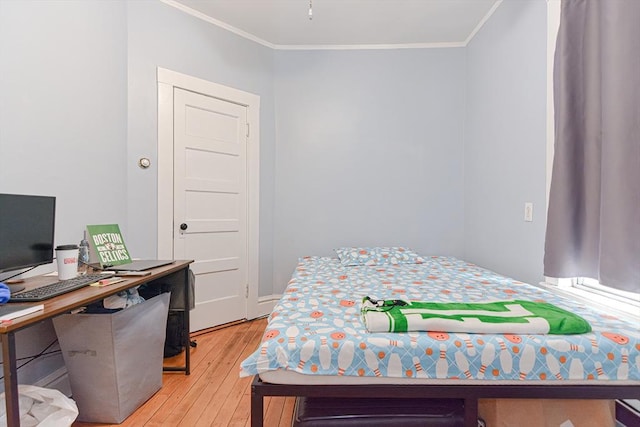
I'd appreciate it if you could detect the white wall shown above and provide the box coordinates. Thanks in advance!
[463,0,548,285]
[273,48,466,292]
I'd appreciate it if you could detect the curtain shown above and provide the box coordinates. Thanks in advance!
[544,0,639,293]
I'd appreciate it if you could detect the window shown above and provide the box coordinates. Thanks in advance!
[543,276,640,319]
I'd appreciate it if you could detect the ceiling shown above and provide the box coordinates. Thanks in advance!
[168,0,502,48]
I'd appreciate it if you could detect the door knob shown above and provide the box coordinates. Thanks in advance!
[180,223,188,231]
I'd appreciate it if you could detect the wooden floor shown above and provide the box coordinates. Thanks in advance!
[73,318,295,427]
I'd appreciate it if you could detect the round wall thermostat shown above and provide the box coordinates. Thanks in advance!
[138,158,151,169]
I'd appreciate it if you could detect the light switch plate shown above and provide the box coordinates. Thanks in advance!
[524,202,533,222]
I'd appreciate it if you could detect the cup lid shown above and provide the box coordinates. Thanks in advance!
[56,244,79,250]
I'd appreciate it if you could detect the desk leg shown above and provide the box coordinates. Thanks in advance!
[183,267,190,375]
[2,332,20,427]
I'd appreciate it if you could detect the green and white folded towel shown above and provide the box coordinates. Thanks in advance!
[361,297,591,334]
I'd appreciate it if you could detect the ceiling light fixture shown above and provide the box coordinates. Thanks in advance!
[308,0,313,20]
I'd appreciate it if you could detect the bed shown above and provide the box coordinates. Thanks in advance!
[240,249,640,426]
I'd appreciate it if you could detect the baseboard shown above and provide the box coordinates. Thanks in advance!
[34,366,71,397]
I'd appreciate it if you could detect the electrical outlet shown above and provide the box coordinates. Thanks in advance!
[524,202,533,222]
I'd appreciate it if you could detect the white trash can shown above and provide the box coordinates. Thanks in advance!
[53,293,170,423]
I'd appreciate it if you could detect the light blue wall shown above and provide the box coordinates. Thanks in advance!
[463,0,547,285]
[0,0,549,390]
[0,0,128,393]
[273,49,466,293]
[125,1,276,297]
[0,0,278,391]
[0,0,128,249]
[0,0,547,300]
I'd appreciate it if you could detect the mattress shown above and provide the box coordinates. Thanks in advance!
[240,256,639,384]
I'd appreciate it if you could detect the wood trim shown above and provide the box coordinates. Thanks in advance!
[157,81,174,260]
[546,0,561,206]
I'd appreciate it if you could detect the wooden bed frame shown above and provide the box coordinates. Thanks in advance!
[250,376,640,427]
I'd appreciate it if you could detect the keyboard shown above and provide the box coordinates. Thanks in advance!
[9,273,112,302]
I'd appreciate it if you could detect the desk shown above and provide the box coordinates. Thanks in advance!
[0,260,193,427]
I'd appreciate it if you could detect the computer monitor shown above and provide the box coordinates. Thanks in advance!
[0,193,56,292]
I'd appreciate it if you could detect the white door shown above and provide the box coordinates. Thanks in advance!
[173,88,248,331]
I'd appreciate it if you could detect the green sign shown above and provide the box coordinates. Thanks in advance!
[86,224,131,267]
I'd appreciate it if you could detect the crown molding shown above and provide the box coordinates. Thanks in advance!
[276,42,466,51]
[159,0,276,49]
[464,0,503,45]
[161,0,500,51]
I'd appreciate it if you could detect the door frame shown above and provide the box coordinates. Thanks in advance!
[157,67,260,319]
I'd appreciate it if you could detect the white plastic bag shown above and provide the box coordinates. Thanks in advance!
[0,385,78,427]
